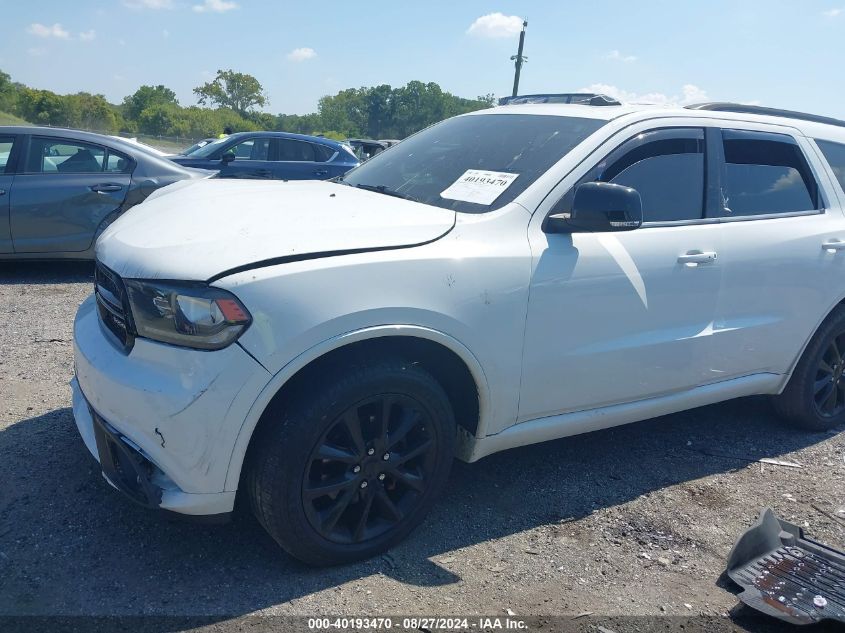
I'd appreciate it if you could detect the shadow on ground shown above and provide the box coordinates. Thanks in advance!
[0,261,94,285]
[0,394,837,631]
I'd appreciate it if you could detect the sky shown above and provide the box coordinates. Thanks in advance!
[2,1,845,118]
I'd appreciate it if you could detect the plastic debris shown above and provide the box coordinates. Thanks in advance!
[726,508,845,625]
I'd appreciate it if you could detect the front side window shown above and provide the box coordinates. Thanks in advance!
[341,114,607,213]
[816,138,845,194]
[0,137,15,173]
[229,138,270,161]
[553,128,705,223]
[27,138,105,174]
[720,130,818,216]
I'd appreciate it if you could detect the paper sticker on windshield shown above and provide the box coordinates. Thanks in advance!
[440,170,519,206]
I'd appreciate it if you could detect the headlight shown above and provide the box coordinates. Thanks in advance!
[124,280,251,350]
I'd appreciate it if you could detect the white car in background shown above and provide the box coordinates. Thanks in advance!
[73,94,845,565]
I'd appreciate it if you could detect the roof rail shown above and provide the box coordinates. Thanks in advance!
[498,93,621,107]
[685,102,845,129]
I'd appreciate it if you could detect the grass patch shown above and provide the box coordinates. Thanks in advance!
[0,111,30,125]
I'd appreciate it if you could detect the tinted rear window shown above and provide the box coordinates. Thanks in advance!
[721,130,818,216]
[816,138,845,193]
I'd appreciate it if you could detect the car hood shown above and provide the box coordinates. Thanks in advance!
[96,179,455,281]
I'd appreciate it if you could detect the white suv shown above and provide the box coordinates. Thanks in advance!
[72,94,845,564]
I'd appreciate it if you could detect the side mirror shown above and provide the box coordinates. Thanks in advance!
[544,181,643,234]
[221,152,236,164]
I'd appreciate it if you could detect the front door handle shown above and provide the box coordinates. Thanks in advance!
[255,169,273,178]
[677,250,718,267]
[0,188,5,196]
[314,169,328,177]
[90,184,123,193]
[822,240,845,252]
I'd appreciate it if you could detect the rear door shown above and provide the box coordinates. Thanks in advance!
[217,136,274,179]
[0,134,18,253]
[10,136,130,253]
[271,138,330,180]
[709,127,845,381]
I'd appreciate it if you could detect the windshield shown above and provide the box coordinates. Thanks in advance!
[189,136,231,158]
[182,139,215,155]
[340,113,606,213]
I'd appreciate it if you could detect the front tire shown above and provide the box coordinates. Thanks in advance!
[773,305,845,431]
[247,357,455,565]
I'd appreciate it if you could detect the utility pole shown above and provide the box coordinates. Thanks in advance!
[511,20,528,97]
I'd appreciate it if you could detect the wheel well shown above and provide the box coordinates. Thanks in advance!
[241,337,480,484]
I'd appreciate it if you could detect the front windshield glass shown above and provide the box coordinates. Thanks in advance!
[189,136,231,158]
[340,113,606,213]
[182,139,214,155]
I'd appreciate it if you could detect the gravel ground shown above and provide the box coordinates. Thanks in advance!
[1,262,844,632]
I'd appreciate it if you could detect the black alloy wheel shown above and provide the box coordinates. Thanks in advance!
[774,305,845,431]
[812,334,845,418]
[303,394,438,544]
[247,357,455,565]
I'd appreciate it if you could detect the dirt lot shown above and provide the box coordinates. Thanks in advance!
[1,262,844,632]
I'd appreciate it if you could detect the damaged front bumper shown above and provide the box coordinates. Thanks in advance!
[71,293,272,516]
[72,377,236,516]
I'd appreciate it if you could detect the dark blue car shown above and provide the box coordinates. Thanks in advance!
[169,131,359,180]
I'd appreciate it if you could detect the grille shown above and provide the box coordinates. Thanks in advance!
[94,262,134,351]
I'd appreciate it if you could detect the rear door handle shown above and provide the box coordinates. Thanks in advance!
[255,169,273,178]
[822,240,845,252]
[677,250,718,267]
[314,169,328,177]
[89,184,123,193]
[0,189,5,196]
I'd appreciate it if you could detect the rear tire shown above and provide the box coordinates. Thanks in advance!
[773,306,845,431]
[246,356,455,566]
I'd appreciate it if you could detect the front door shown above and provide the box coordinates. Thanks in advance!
[218,137,275,179]
[10,136,129,253]
[519,126,724,421]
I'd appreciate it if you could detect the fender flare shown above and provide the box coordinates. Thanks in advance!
[779,292,845,392]
[223,324,492,491]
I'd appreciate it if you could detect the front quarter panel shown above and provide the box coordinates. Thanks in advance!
[216,204,533,444]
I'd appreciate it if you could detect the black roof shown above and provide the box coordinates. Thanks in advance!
[685,103,845,129]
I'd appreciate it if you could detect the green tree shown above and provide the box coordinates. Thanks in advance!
[0,69,18,113]
[476,93,497,107]
[194,69,267,115]
[122,84,178,121]
[317,88,367,137]
[137,103,188,136]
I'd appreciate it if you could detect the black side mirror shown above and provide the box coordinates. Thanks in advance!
[544,181,643,234]
[221,152,236,164]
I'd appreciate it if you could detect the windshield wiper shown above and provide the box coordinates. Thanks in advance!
[354,183,418,202]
